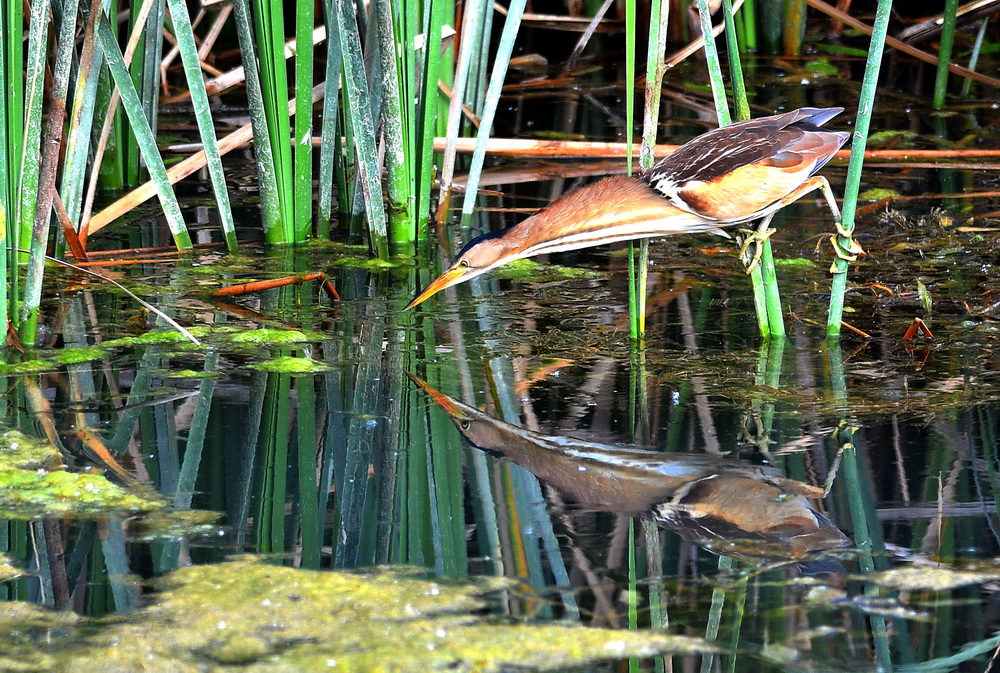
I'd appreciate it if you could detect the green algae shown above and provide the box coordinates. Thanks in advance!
[330,255,402,271]
[249,355,332,374]
[0,430,163,519]
[859,187,901,201]
[100,331,195,350]
[165,369,221,379]
[0,359,57,374]
[0,554,25,582]
[497,258,604,281]
[0,470,162,519]
[129,509,224,541]
[773,257,817,269]
[0,558,714,672]
[868,564,1000,592]
[227,328,325,346]
[52,347,106,365]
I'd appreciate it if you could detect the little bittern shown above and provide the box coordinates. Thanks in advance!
[407,106,851,310]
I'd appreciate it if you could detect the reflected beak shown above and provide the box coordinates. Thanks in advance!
[405,372,472,421]
[405,265,470,310]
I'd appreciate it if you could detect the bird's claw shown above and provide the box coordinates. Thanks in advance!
[829,230,865,272]
[737,226,776,274]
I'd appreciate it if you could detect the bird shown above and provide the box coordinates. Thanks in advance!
[406,106,854,310]
[407,371,849,558]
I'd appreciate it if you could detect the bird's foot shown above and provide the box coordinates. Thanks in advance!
[737,225,777,274]
[828,223,865,271]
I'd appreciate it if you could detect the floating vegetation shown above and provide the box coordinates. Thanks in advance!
[0,559,714,672]
[869,564,1000,592]
[249,356,333,374]
[0,431,163,519]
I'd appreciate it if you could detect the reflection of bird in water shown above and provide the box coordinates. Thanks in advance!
[407,107,853,309]
[408,373,849,564]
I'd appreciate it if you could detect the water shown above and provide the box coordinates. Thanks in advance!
[3,62,1000,671]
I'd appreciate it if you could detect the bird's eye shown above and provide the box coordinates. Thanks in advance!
[460,420,471,430]
[458,260,471,269]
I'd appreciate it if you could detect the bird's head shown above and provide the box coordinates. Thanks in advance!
[405,229,514,309]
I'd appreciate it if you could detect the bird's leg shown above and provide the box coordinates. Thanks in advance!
[810,175,865,264]
[737,213,777,274]
[769,175,864,267]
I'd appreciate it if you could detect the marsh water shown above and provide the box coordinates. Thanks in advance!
[4,53,1000,671]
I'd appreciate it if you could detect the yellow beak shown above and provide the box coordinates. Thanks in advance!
[405,372,472,421]
[405,265,470,310]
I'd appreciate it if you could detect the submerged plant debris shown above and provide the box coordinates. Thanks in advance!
[0,558,714,672]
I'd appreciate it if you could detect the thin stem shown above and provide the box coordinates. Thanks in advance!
[828,0,893,336]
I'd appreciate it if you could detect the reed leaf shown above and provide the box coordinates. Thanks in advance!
[59,4,104,231]
[460,0,527,217]
[335,0,388,259]
[316,20,342,239]
[165,0,237,250]
[437,0,489,223]
[129,0,166,187]
[96,13,193,250]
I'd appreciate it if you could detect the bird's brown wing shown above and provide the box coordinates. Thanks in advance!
[643,107,848,221]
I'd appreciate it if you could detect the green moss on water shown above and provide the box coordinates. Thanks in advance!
[228,328,325,346]
[0,430,163,519]
[859,188,901,201]
[130,509,224,541]
[101,331,193,350]
[249,356,332,374]
[166,369,221,379]
[52,347,106,365]
[803,58,839,76]
[495,259,604,281]
[330,255,402,271]
[0,553,26,582]
[0,558,714,672]
[0,359,57,374]
[773,258,817,269]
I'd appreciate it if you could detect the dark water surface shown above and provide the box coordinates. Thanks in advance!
[4,58,1000,670]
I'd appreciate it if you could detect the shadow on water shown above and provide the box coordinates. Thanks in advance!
[5,52,1000,673]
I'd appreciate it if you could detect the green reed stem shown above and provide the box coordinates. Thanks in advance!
[251,0,294,242]
[19,0,78,346]
[415,0,448,233]
[375,0,414,251]
[960,17,989,98]
[0,2,12,333]
[625,0,639,339]
[933,0,959,109]
[828,0,892,336]
[783,0,805,56]
[722,0,749,121]
[696,0,731,126]
[292,0,315,243]
[17,0,50,264]
[232,0,282,240]
[336,0,388,259]
[739,0,757,53]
